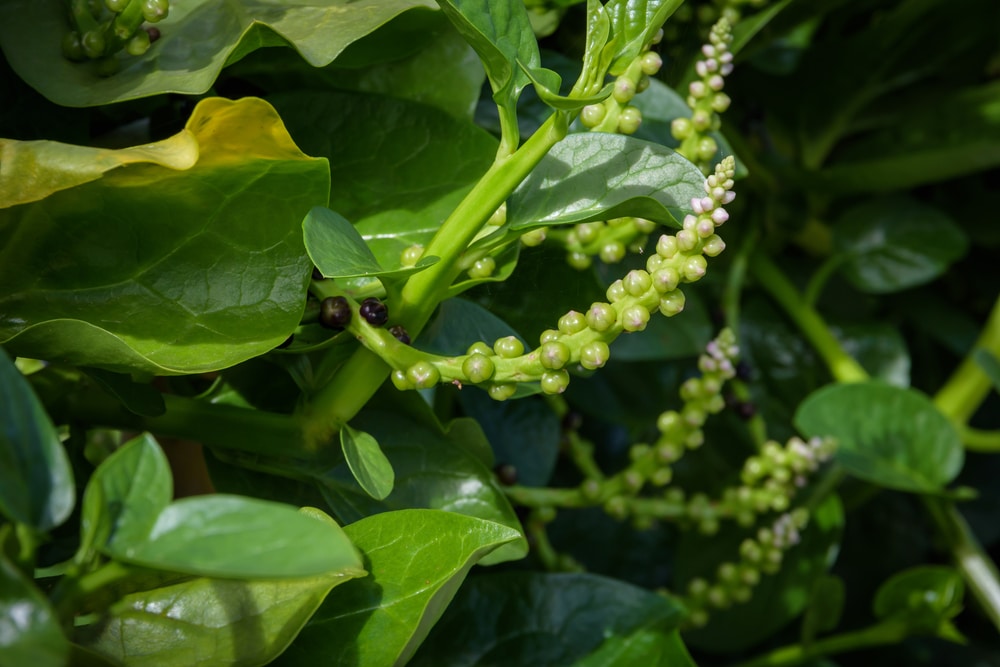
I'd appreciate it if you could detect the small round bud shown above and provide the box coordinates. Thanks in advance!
[539,341,571,370]
[606,280,626,303]
[82,30,106,59]
[586,302,617,332]
[651,267,680,292]
[539,329,561,344]
[567,251,592,270]
[682,255,708,282]
[391,369,413,391]
[617,107,642,135]
[580,341,610,370]
[62,32,86,61]
[659,291,686,316]
[494,336,525,358]
[600,241,626,264]
[125,30,151,56]
[697,136,718,161]
[580,103,607,128]
[468,256,496,279]
[105,0,130,11]
[467,341,493,356]
[575,221,603,244]
[540,370,570,394]
[640,51,663,75]
[613,77,637,104]
[462,354,495,383]
[557,311,587,335]
[400,244,424,267]
[703,234,726,257]
[623,270,652,296]
[406,361,440,389]
[520,228,546,247]
[141,0,169,22]
[581,479,602,500]
[621,305,650,332]
[487,383,516,401]
[656,234,679,259]
[671,117,693,140]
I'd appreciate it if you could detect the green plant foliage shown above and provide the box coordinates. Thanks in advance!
[507,133,705,229]
[0,0,436,107]
[0,348,74,531]
[340,423,395,500]
[0,554,68,667]
[410,571,694,666]
[0,97,328,375]
[795,382,964,493]
[277,509,521,666]
[872,566,965,637]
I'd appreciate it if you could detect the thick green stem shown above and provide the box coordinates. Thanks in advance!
[736,620,908,667]
[749,252,868,383]
[303,113,569,445]
[51,560,136,626]
[933,291,1000,426]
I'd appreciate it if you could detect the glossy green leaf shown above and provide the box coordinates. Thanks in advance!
[506,133,704,230]
[111,497,363,579]
[435,0,539,109]
[605,0,685,75]
[77,566,363,667]
[269,90,498,269]
[410,572,693,666]
[873,566,964,635]
[795,382,963,493]
[0,0,436,107]
[82,433,172,560]
[341,424,395,501]
[313,404,527,565]
[801,575,845,644]
[277,509,521,667]
[0,347,74,531]
[0,97,327,375]
[0,553,69,667]
[82,368,165,418]
[679,495,845,653]
[418,297,527,356]
[833,197,968,294]
[304,206,437,281]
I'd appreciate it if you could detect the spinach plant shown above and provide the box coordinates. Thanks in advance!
[1,0,999,665]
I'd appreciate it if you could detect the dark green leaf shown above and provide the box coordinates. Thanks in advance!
[341,424,395,501]
[609,284,713,361]
[82,368,165,417]
[0,98,327,375]
[507,133,704,230]
[417,298,527,356]
[0,347,74,531]
[411,572,693,666]
[82,433,172,560]
[873,566,964,636]
[731,0,797,54]
[794,382,963,493]
[77,566,362,667]
[0,554,68,667]
[313,405,527,566]
[605,0,685,75]
[679,495,845,653]
[833,197,968,294]
[110,498,363,579]
[801,575,845,644]
[0,0,436,107]
[269,90,497,269]
[278,509,521,667]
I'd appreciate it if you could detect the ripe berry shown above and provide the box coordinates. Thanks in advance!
[494,464,518,486]
[319,296,352,329]
[359,297,388,326]
[389,325,411,345]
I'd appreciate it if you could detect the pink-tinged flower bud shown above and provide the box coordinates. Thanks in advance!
[677,229,699,252]
[712,208,729,225]
[723,191,736,205]
[702,44,716,57]
[697,218,716,237]
[691,197,705,214]
[721,63,734,76]
[708,74,725,91]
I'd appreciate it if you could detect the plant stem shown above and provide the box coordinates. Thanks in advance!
[51,560,136,626]
[933,291,1000,426]
[736,620,908,667]
[303,112,569,445]
[749,252,868,383]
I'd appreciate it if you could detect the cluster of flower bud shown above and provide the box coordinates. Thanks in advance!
[682,509,810,627]
[671,17,734,171]
[560,216,658,270]
[380,160,735,400]
[579,44,662,136]
[62,0,168,75]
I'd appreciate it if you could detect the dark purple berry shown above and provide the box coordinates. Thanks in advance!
[145,26,161,43]
[319,296,352,329]
[359,297,388,327]
[494,463,518,486]
[389,324,411,345]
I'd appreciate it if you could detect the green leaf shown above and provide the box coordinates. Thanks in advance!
[605,0,685,75]
[417,297,527,356]
[0,347,74,531]
[410,572,693,666]
[679,495,845,653]
[110,497,363,579]
[0,0,436,107]
[0,553,69,667]
[277,509,521,667]
[304,206,438,281]
[973,348,1000,392]
[794,382,964,493]
[82,368,165,418]
[269,90,498,269]
[873,566,964,636]
[82,433,172,560]
[435,0,540,109]
[506,133,705,230]
[731,0,797,54]
[340,424,395,501]
[607,283,713,361]
[77,567,363,667]
[833,197,968,294]
[0,97,328,375]
[801,575,845,644]
[312,402,527,566]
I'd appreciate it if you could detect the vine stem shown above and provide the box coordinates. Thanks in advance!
[302,113,569,446]
[750,252,1000,634]
[735,620,909,667]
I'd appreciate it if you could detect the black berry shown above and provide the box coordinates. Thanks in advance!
[319,296,352,329]
[494,464,518,486]
[146,26,161,43]
[389,324,411,345]
[359,297,388,327]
